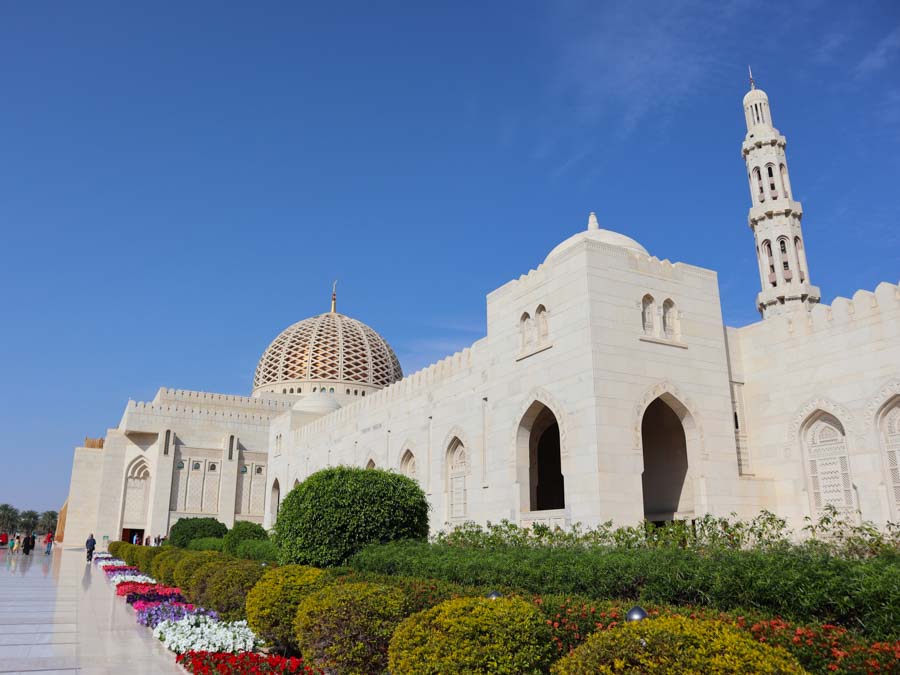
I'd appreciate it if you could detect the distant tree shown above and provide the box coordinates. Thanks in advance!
[18,510,40,533]
[38,511,58,534]
[0,504,18,533]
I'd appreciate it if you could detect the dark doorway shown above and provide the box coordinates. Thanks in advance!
[530,407,565,511]
[641,397,690,522]
[121,528,145,545]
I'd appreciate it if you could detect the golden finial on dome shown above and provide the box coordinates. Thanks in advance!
[331,280,337,313]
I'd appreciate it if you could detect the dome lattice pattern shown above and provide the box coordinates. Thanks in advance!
[254,313,403,389]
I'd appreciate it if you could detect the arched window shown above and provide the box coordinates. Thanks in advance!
[779,239,787,255]
[641,294,655,336]
[400,449,417,480]
[270,479,281,519]
[192,462,201,470]
[763,240,776,287]
[535,305,549,342]
[520,312,534,350]
[208,463,217,472]
[346,389,350,395]
[365,458,376,470]
[780,164,792,199]
[289,388,294,394]
[794,237,807,281]
[802,412,854,517]
[753,167,765,203]
[778,237,792,281]
[879,399,900,517]
[176,461,185,470]
[329,387,335,393]
[662,299,677,339]
[447,439,468,520]
[239,465,248,474]
[766,164,778,199]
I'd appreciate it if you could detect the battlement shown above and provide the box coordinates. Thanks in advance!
[295,338,487,438]
[121,397,280,430]
[154,388,293,411]
[740,280,900,342]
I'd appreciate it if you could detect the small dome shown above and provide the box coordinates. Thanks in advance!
[253,311,403,394]
[743,87,768,106]
[545,213,648,264]
[292,391,342,415]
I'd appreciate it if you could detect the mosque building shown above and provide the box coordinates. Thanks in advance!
[59,77,900,545]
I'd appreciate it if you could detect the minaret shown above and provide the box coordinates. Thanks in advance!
[742,69,820,318]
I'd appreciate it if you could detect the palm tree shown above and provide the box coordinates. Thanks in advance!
[18,510,40,534]
[0,504,18,533]
[38,511,58,534]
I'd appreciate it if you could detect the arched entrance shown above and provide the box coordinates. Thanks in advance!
[121,458,150,541]
[641,397,692,523]
[517,401,564,512]
[270,479,281,520]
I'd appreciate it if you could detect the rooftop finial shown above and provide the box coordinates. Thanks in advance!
[331,280,337,313]
[588,212,600,231]
[748,65,755,90]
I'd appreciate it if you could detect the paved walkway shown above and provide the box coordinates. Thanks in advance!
[0,547,183,674]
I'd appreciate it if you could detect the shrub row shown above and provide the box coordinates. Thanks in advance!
[349,540,900,641]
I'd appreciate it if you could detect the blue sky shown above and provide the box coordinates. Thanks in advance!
[1,1,898,511]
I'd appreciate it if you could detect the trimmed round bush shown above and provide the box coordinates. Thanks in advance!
[274,466,428,567]
[191,559,267,621]
[173,550,227,589]
[334,572,484,614]
[133,546,164,574]
[150,547,190,585]
[246,565,325,650]
[388,596,554,675]
[223,520,268,555]
[294,582,408,674]
[108,541,125,558]
[168,517,227,548]
[550,615,806,674]
[236,539,278,562]
[187,537,225,552]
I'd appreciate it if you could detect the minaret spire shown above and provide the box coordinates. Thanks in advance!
[330,281,337,313]
[741,78,819,318]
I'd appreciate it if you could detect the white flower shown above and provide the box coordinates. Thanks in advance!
[109,573,157,585]
[152,615,262,655]
[96,558,128,568]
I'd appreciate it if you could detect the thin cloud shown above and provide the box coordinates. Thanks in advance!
[856,25,900,76]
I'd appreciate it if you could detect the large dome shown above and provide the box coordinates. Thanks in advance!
[253,311,403,396]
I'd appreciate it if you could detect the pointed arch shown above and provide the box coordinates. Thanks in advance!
[122,457,151,530]
[365,458,376,470]
[445,436,469,521]
[633,381,705,462]
[516,398,564,512]
[270,478,281,520]
[868,381,900,519]
[800,410,855,518]
[399,449,417,480]
[785,398,854,459]
[535,304,549,342]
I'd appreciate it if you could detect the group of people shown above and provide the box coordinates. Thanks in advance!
[0,531,54,556]
[131,532,166,546]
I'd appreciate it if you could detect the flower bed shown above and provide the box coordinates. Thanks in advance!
[95,557,127,568]
[136,599,219,628]
[116,582,181,597]
[152,614,261,655]
[176,651,321,674]
[109,573,156,585]
[127,590,187,605]
[103,565,140,577]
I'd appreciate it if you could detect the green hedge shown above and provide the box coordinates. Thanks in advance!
[133,546,164,574]
[236,539,278,562]
[350,541,900,640]
[173,550,227,589]
[187,537,225,552]
[273,466,429,567]
[168,517,227,548]
[108,541,125,558]
[223,521,268,555]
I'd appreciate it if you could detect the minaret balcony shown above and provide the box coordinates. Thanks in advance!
[748,199,803,227]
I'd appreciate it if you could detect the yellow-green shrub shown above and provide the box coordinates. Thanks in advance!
[388,596,553,675]
[119,543,139,565]
[133,546,163,574]
[550,615,807,674]
[108,541,125,558]
[172,550,227,589]
[246,565,325,650]
[192,559,268,621]
[150,547,190,585]
[294,582,407,674]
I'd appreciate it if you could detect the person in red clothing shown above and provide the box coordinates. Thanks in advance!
[43,532,54,555]
[0,532,8,547]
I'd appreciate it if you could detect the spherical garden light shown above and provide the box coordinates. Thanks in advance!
[486,591,503,600]
[626,605,648,622]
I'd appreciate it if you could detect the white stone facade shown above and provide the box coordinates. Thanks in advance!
[61,80,900,546]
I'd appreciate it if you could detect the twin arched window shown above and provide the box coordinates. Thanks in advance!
[447,440,468,520]
[641,295,679,340]
[520,305,549,351]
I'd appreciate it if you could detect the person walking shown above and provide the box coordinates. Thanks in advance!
[22,533,31,556]
[85,533,96,562]
[43,532,53,555]
[132,532,139,545]
[7,535,15,555]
